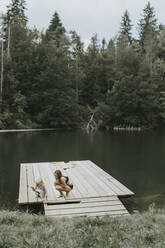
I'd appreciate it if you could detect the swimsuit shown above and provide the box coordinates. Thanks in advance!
[63,176,73,189]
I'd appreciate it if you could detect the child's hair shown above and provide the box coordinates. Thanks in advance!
[36,179,44,188]
[54,170,62,183]
[36,178,42,183]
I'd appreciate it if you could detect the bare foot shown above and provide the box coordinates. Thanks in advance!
[65,193,70,199]
[57,193,65,198]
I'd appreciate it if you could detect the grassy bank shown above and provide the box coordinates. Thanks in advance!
[0,207,165,248]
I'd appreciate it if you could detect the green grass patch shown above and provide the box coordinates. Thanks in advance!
[0,206,165,248]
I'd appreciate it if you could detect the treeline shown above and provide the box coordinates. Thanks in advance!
[0,0,165,130]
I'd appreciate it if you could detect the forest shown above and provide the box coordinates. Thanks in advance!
[0,0,165,130]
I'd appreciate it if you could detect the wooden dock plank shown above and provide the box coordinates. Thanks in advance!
[81,196,118,203]
[81,160,125,196]
[50,212,129,218]
[45,204,127,216]
[26,163,37,203]
[39,164,56,201]
[69,161,98,197]
[72,161,108,197]
[18,164,28,204]
[47,163,59,199]
[45,200,123,211]
[44,196,117,204]
[45,210,129,218]
[33,163,41,181]
[63,163,83,199]
[49,208,129,218]
[78,161,116,196]
[87,160,134,196]
[88,160,134,195]
[66,162,91,198]
[77,161,116,196]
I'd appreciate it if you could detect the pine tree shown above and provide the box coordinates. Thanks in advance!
[48,12,63,32]
[120,10,133,44]
[158,30,165,59]
[45,11,66,47]
[81,35,101,106]
[70,31,85,103]
[3,0,28,60]
[138,2,158,46]
[116,33,129,74]
[138,2,159,78]
[99,39,116,97]
[101,38,107,52]
[6,0,27,24]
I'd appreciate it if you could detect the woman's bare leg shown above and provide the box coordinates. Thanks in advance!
[55,185,72,198]
[65,187,72,198]
[55,185,65,197]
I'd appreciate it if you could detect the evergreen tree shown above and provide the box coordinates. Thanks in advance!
[120,10,133,44]
[158,30,165,59]
[81,35,101,106]
[45,11,66,47]
[70,31,85,103]
[48,12,63,32]
[116,33,129,75]
[98,39,116,99]
[138,2,158,46]
[6,0,27,24]
[101,38,107,52]
[138,2,159,77]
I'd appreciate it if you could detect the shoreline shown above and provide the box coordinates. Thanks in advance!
[0,128,56,133]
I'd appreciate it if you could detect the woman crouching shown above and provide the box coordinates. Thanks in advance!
[54,170,73,199]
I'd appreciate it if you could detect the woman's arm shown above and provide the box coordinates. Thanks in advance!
[54,179,60,186]
[60,177,68,188]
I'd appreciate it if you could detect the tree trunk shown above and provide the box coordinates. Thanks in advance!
[86,106,98,132]
[7,24,11,60]
[0,40,4,101]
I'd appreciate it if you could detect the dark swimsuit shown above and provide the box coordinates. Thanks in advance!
[63,176,73,189]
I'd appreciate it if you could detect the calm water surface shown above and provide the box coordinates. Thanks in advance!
[0,129,165,211]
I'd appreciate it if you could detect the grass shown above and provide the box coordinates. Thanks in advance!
[0,205,165,248]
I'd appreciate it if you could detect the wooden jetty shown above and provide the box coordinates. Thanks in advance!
[18,160,134,218]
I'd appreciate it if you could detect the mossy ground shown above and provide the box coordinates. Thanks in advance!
[0,206,165,248]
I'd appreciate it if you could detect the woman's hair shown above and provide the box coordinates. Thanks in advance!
[54,170,62,182]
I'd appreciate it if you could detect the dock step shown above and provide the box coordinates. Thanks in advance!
[44,196,129,218]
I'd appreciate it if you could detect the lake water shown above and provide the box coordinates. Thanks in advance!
[0,129,165,211]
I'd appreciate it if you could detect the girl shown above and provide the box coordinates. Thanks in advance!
[31,179,47,200]
[54,170,73,198]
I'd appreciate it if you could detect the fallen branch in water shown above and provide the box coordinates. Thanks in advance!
[85,105,98,132]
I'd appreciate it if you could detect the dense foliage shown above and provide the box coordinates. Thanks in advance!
[0,1,165,129]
